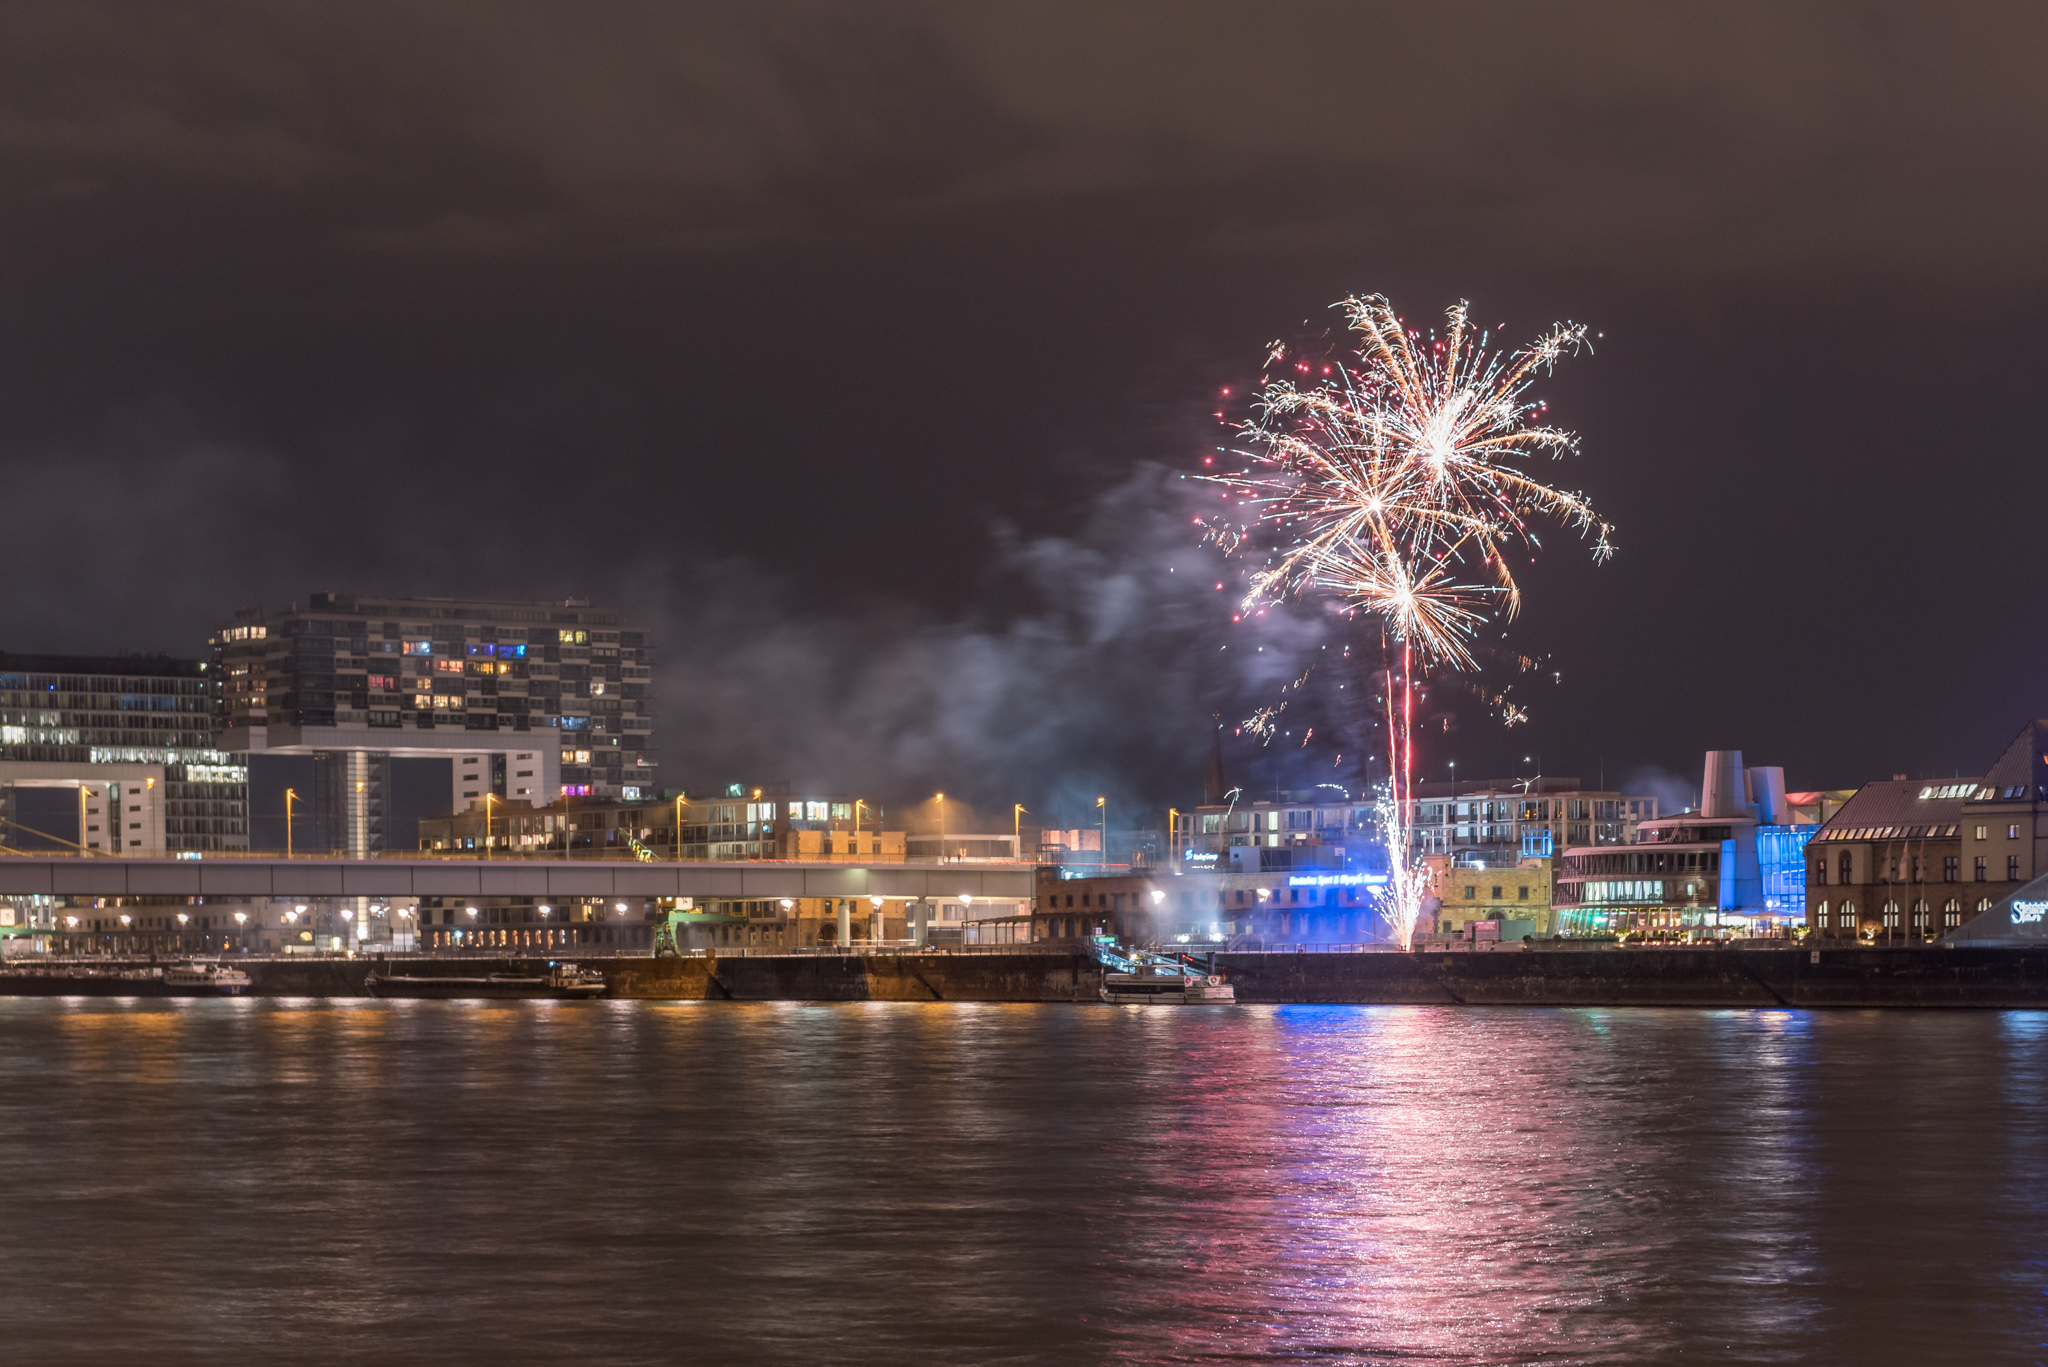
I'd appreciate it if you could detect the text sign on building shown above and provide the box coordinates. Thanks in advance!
[1286,873,1389,888]
[1182,850,1219,864]
[2011,901,2048,925]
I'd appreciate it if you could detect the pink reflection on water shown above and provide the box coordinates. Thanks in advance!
[1090,1006,1824,1364]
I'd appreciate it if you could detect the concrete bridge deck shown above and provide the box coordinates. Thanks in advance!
[0,856,1034,901]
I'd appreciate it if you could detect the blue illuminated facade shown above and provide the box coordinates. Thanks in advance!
[1755,825,1817,920]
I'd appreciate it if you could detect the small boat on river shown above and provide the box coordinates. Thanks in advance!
[1091,940,1236,1005]
[163,959,251,995]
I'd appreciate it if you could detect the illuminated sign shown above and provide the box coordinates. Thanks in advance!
[1287,873,1389,887]
[2011,901,2048,925]
[1182,850,1219,863]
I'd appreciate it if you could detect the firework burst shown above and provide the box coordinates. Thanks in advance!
[1203,294,1612,948]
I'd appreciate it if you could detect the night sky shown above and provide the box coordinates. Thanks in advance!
[4,4,2045,819]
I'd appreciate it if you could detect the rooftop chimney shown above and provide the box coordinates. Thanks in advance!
[1746,766,1787,825]
[1701,750,1746,818]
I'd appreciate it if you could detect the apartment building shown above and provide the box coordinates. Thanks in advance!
[0,652,246,854]
[214,593,654,852]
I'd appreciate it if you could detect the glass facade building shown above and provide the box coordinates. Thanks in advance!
[214,593,656,819]
[0,652,247,853]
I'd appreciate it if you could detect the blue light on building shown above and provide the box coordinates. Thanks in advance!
[1756,825,1817,919]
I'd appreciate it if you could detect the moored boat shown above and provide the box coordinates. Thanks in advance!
[1091,939,1237,1005]
[0,959,251,997]
[163,959,252,996]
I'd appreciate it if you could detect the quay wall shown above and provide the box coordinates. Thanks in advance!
[184,946,2048,1007]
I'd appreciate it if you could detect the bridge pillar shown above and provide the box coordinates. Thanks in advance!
[912,897,929,947]
[835,898,850,949]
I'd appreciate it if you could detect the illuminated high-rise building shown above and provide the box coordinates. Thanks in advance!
[213,593,656,854]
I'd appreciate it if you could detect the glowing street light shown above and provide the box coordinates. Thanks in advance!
[284,787,300,858]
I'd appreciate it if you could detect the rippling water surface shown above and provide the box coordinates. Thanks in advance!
[1,999,2044,1365]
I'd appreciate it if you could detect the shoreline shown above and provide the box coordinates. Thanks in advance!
[8,946,2048,1007]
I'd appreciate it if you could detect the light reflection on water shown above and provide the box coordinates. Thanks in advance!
[0,1000,2043,1365]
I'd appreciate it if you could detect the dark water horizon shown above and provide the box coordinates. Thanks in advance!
[0,998,2042,1365]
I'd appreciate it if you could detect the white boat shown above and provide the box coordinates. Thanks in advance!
[1100,964,1237,1004]
[163,959,252,996]
[1092,939,1237,1005]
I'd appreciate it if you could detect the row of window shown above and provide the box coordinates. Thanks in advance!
[1816,854,2022,883]
[1814,897,1989,930]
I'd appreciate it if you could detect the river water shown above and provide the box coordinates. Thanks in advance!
[1,999,2043,1365]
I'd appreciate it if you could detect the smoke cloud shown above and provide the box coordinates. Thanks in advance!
[640,462,1352,817]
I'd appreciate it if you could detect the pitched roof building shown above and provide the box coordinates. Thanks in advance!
[1805,721,2048,941]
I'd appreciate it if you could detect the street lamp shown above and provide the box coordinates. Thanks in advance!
[1097,796,1107,867]
[674,793,685,862]
[482,792,498,853]
[935,793,946,863]
[1014,804,1027,860]
[284,787,300,858]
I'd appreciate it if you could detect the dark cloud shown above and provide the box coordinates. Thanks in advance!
[1,3,2044,807]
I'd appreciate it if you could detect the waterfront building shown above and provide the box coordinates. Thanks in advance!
[0,652,247,854]
[1173,789,1385,870]
[1805,720,2048,942]
[214,593,656,852]
[1025,865,1394,949]
[417,788,907,862]
[1430,854,1555,938]
[1554,751,1814,938]
[1405,778,1655,861]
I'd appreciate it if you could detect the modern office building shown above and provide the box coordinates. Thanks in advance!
[213,593,655,853]
[1406,778,1656,860]
[0,652,247,854]
[1805,720,2048,942]
[1173,790,1388,871]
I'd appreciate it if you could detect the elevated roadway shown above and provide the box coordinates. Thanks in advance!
[0,856,1035,902]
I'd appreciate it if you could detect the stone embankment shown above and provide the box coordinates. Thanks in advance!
[153,946,2048,1007]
